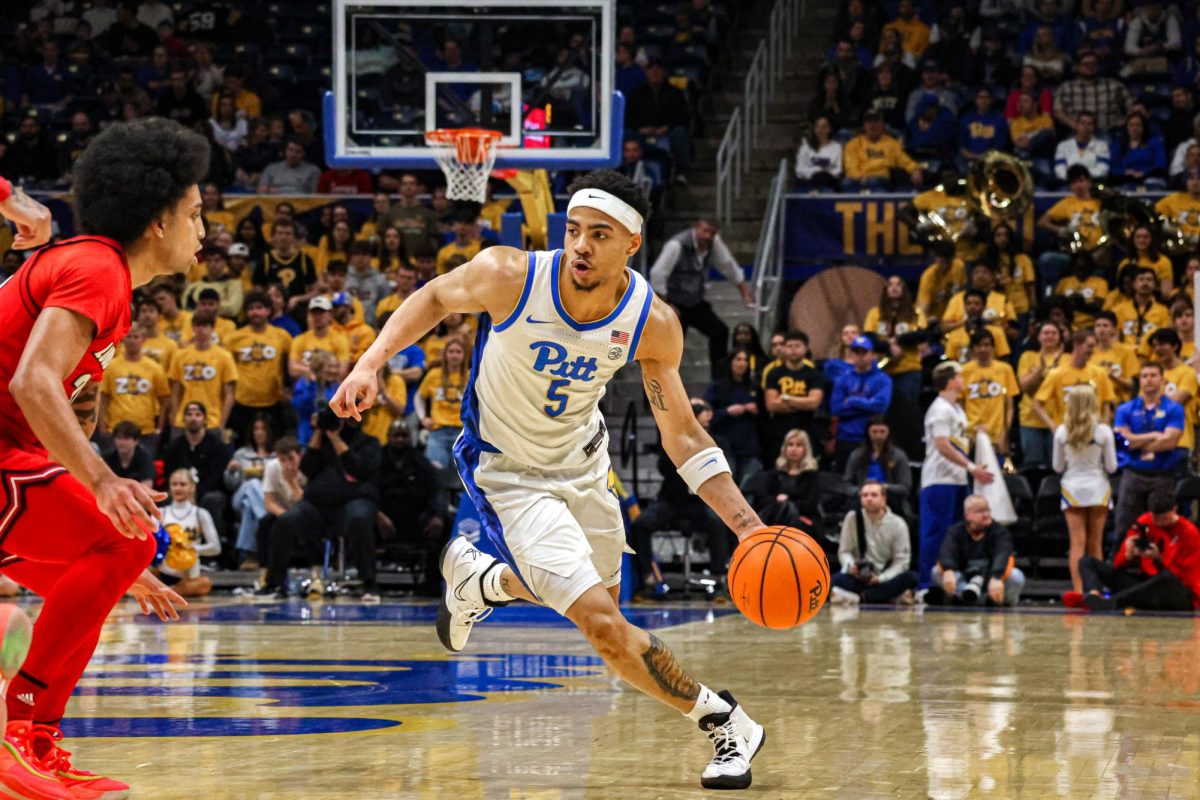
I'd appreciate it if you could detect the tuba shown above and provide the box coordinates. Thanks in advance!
[1095,190,1157,252]
[967,151,1034,222]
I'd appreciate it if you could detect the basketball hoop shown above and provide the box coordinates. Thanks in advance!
[425,128,504,204]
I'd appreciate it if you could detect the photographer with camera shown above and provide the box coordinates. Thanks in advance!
[258,406,382,602]
[1078,491,1200,612]
[829,481,918,606]
[928,494,1025,606]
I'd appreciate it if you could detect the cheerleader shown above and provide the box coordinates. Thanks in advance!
[159,469,222,597]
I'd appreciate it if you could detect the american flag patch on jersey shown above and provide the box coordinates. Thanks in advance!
[610,330,630,345]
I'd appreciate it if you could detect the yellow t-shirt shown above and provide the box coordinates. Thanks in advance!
[1088,342,1140,403]
[360,374,409,444]
[1117,254,1174,289]
[100,355,170,434]
[1055,275,1110,328]
[1018,350,1064,428]
[169,345,238,427]
[158,310,194,345]
[1008,113,1054,141]
[999,253,1036,315]
[224,325,293,408]
[418,367,468,429]
[208,316,237,348]
[942,290,1015,326]
[862,307,927,375]
[916,259,967,321]
[340,320,377,361]
[436,240,482,275]
[141,334,178,370]
[1044,196,1102,249]
[375,292,410,320]
[292,329,351,368]
[883,17,929,56]
[1155,192,1200,244]
[1113,299,1171,349]
[1033,363,1117,428]
[843,133,918,180]
[943,323,1011,362]
[1163,362,1199,450]
[962,359,1019,445]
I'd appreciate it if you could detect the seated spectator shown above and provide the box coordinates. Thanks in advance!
[1089,310,1140,404]
[1164,87,1196,156]
[211,64,261,119]
[860,63,907,132]
[923,5,972,83]
[741,429,822,537]
[234,119,279,190]
[1053,50,1128,135]
[56,112,96,183]
[843,110,924,190]
[705,348,761,485]
[1017,0,1079,54]
[1169,117,1200,182]
[136,45,171,99]
[796,117,844,190]
[258,139,320,195]
[905,92,956,170]
[1032,329,1117,432]
[209,93,248,153]
[1004,65,1054,120]
[21,40,70,109]
[1036,165,1103,291]
[316,220,354,277]
[1051,385,1118,597]
[762,329,825,462]
[883,0,930,59]
[1009,91,1056,183]
[1077,491,1200,612]
[3,114,57,185]
[1056,251,1108,329]
[227,414,275,568]
[169,314,237,431]
[617,138,664,208]
[1113,267,1170,350]
[874,26,917,71]
[957,88,1008,170]
[377,421,447,597]
[615,42,645,98]
[972,27,1015,90]
[157,469,221,598]
[626,57,692,184]
[830,335,893,471]
[163,402,231,546]
[807,68,859,134]
[1111,112,1167,188]
[843,415,913,508]
[728,323,769,385]
[416,338,468,469]
[318,167,373,196]
[862,275,927,403]
[962,330,1019,458]
[256,219,318,305]
[436,207,484,275]
[256,435,305,576]
[825,37,868,102]
[103,421,155,487]
[1122,0,1180,79]
[829,480,918,605]
[1054,111,1111,184]
[629,400,732,598]
[1022,25,1068,82]
[915,241,965,321]
[260,415,382,603]
[928,495,1024,606]
[1079,0,1124,71]
[1112,362,1186,538]
[904,59,957,123]
[292,351,343,443]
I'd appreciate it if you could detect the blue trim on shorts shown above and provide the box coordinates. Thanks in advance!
[452,434,537,599]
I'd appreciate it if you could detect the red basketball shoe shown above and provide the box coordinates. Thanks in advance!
[30,726,129,800]
[0,722,72,800]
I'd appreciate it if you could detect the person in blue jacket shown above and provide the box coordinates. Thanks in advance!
[1112,111,1167,188]
[830,335,893,472]
[957,87,1008,171]
[905,93,957,173]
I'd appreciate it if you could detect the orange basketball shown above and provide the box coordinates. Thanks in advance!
[727,526,830,629]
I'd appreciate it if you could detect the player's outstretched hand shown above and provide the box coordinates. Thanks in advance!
[128,569,188,621]
[0,189,52,249]
[330,367,378,421]
[94,475,166,540]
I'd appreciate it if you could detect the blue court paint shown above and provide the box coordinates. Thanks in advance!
[61,717,400,738]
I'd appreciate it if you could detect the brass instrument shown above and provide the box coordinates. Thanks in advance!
[1096,190,1158,252]
[967,151,1034,222]
[1157,216,1194,256]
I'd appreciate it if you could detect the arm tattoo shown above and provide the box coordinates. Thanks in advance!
[645,378,667,411]
[71,384,99,436]
[642,633,700,701]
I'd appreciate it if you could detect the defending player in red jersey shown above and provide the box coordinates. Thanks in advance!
[0,118,208,800]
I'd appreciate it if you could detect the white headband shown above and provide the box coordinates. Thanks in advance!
[567,188,644,235]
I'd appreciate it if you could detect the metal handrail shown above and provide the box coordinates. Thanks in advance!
[714,0,805,228]
[753,158,790,335]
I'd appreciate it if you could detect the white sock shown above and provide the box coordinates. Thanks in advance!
[685,684,732,722]
[480,563,515,603]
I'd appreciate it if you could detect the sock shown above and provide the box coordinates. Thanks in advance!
[480,563,515,604]
[685,684,732,722]
[6,669,47,724]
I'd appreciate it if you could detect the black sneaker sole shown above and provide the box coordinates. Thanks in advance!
[435,537,457,652]
[700,727,766,790]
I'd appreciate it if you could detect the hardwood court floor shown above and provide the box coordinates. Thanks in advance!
[38,598,1200,799]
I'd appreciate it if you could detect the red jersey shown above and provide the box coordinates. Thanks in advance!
[0,236,133,453]
[1116,512,1200,609]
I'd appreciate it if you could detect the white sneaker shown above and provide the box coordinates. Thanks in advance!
[698,690,765,790]
[830,586,861,606]
[436,536,499,652]
[914,588,930,605]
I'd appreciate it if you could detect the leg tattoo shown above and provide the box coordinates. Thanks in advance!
[642,633,700,701]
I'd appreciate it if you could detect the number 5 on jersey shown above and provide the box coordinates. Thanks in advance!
[544,379,569,417]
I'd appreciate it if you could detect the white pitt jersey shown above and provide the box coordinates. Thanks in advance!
[463,249,653,469]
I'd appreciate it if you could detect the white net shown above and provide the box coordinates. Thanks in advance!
[425,129,502,204]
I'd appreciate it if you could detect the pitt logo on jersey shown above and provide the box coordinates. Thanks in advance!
[530,341,599,382]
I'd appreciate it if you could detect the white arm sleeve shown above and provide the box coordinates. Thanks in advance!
[1100,424,1118,473]
[195,508,222,558]
[1051,425,1067,473]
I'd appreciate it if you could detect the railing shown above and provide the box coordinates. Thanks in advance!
[714,0,805,228]
[752,158,790,334]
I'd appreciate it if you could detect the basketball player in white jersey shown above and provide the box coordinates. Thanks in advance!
[332,171,767,790]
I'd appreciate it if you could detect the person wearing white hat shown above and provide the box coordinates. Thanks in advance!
[289,295,350,381]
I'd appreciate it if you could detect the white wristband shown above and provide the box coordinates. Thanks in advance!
[678,447,732,494]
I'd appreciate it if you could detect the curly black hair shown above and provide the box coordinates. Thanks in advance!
[565,169,650,223]
[73,117,210,247]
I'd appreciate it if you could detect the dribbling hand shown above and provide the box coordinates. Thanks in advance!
[329,368,378,421]
[93,475,165,540]
[128,569,188,621]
